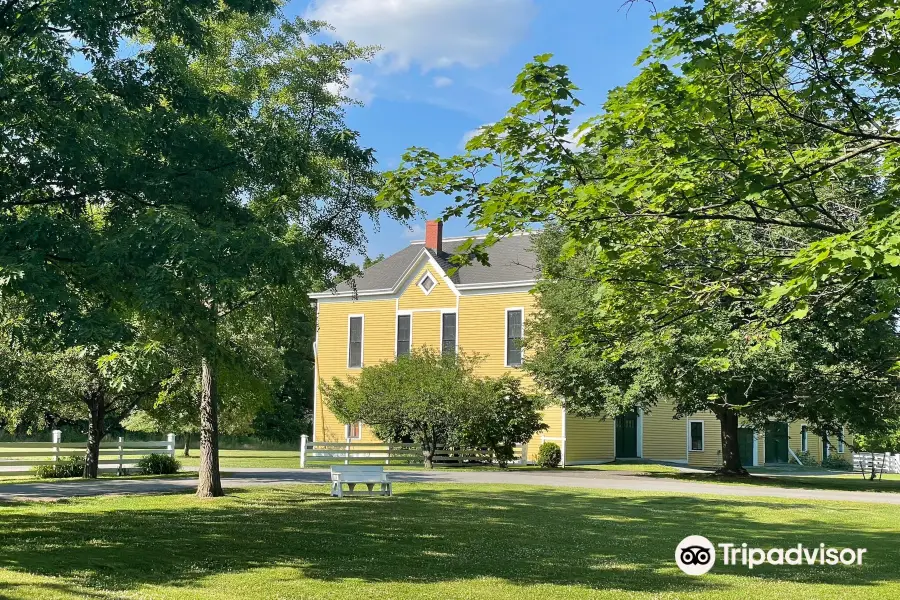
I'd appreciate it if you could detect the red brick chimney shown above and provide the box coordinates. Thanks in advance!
[425,219,443,253]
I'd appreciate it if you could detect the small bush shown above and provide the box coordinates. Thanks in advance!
[793,451,815,466]
[33,456,85,479]
[821,454,853,471]
[537,442,562,468]
[137,453,181,475]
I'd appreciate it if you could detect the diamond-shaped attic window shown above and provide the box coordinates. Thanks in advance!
[418,273,436,295]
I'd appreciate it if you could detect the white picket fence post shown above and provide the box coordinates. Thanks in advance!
[167,433,175,458]
[117,436,124,474]
[300,434,308,468]
[51,429,61,462]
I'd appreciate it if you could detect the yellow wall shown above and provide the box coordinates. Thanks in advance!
[411,310,442,350]
[565,416,614,464]
[398,264,457,310]
[458,291,533,380]
[315,298,396,442]
[642,399,689,462]
[686,411,723,468]
[314,258,541,445]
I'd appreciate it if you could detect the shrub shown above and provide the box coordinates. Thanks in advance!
[137,453,181,475]
[461,375,548,467]
[537,442,562,468]
[793,451,815,466]
[33,456,85,479]
[821,454,852,471]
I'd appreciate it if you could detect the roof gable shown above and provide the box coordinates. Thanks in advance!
[310,233,537,299]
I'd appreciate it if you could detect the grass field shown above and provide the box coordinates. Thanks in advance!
[0,484,897,599]
[645,471,900,493]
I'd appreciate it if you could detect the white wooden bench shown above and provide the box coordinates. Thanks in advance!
[330,465,392,498]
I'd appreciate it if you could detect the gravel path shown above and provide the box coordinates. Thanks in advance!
[0,467,897,504]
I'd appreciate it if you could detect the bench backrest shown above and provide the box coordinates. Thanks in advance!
[331,465,385,477]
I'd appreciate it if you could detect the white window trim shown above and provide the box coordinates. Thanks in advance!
[395,311,413,357]
[418,271,437,295]
[688,420,705,452]
[800,425,808,453]
[440,309,458,354]
[505,307,525,368]
[347,314,364,369]
[345,421,362,440]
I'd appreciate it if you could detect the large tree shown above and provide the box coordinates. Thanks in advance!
[3,2,395,496]
[527,229,900,474]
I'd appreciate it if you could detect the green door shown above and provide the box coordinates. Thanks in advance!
[615,412,638,458]
[764,422,789,463]
[738,428,755,467]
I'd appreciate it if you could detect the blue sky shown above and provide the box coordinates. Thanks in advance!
[290,0,667,261]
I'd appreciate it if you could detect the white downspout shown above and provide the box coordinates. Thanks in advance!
[561,403,568,468]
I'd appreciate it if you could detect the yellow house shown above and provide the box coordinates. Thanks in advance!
[310,221,853,467]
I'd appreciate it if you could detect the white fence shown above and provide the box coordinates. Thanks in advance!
[299,435,527,468]
[0,430,176,473]
[853,453,900,475]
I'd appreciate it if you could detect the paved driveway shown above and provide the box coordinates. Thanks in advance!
[0,468,898,504]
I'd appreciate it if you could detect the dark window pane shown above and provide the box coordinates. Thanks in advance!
[442,313,456,355]
[348,316,363,367]
[506,309,523,366]
[690,422,703,451]
[396,315,411,357]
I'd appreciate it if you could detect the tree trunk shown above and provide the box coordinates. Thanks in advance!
[422,427,434,469]
[183,432,191,457]
[714,406,749,476]
[83,391,106,479]
[197,356,224,497]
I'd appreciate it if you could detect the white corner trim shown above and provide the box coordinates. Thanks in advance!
[312,301,320,443]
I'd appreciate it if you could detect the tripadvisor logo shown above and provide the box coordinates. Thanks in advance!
[675,536,867,576]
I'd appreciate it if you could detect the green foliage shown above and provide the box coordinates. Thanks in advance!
[856,421,900,454]
[137,454,181,475]
[821,454,853,471]
[33,456,86,479]
[536,442,561,468]
[461,376,548,467]
[323,348,479,467]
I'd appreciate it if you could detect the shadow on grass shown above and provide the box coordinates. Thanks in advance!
[642,472,900,493]
[0,485,896,596]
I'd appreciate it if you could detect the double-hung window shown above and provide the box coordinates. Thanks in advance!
[396,314,411,357]
[689,421,704,451]
[506,309,523,367]
[441,312,457,355]
[801,425,808,453]
[348,316,363,368]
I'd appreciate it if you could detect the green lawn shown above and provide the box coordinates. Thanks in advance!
[0,484,897,599]
[643,471,900,493]
[178,448,301,469]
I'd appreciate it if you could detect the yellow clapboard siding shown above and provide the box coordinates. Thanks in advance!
[315,298,396,443]
[398,265,457,310]
[458,291,534,381]
[565,416,614,464]
[411,310,442,351]
[687,411,722,468]
[526,404,565,462]
[641,399,688,462]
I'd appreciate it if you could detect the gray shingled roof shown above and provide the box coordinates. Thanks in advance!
[331,234,537,294]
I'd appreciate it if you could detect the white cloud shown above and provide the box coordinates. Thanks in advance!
[325,73,376,104]
[308,0,535,72]
[432,76,453,88]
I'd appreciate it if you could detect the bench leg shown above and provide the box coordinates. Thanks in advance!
[332,482,343,498]
[347,483,356,494]
[366,483,375,495]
